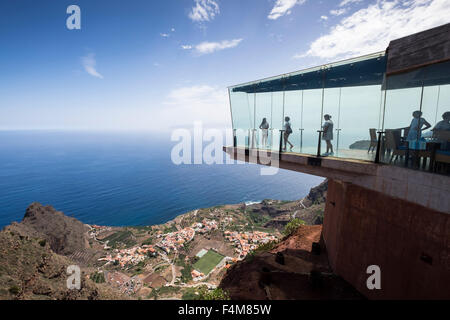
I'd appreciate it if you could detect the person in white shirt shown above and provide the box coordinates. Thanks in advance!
[322,114,334,156]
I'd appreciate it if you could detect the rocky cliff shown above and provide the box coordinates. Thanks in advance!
[0,203,125,300]
[219,225,363,300]
[261,180,328,228]
[303,179,328,207]
[18,202,89,256]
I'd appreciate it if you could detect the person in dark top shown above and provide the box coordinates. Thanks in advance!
[322,114,334,156]
[283,116,294,151]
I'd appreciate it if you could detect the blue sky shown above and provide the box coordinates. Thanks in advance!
[0,0,449,131]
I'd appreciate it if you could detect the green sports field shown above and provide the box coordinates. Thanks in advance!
[193,250,224,275]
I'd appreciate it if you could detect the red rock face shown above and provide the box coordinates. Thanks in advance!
[20,203,89,256]
[323,179,450,300]
[219,225,364,300]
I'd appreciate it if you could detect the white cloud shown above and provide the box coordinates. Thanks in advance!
[192,39,243,55]
[161,85,230,128]
[268,0,306,20]
[330,8,347,16]
[181,45,193,50]
[339,0,363,7]
[330,0,361,16]
[171,28,176,32]
[81,53,103,79]
[160,33,170,38]
[188,0,220,22]
[295,0,450,60]
[320,15,329,20]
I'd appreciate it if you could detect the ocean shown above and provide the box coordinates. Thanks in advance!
[0,131,324,228]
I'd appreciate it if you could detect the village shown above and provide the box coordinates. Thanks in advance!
[98,245,157,267]
[155,218,218,253]
[86,204,284,299]
[224,230,278,259]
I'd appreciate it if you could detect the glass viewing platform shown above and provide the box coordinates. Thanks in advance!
[228,51,450,175]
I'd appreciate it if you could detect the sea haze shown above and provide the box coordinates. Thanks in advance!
[0,131,324,228]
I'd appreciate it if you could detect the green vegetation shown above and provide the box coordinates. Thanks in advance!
[314,209,324,224]
[182,287,203,300]
[182,286,230,300]
[253,240,279,255]
[180,264,193,283]
[163,225,178,234]
[283,218,306,236]
[154,266,166,273]
[8,285,20,295]
[253,226,275,233]
[247,211,271,226]
[132,226,153,232]
[90,272,105,283]
[183,241,192,251]
[193,250,224,275]
[159,286,181,295]
[202,288,230,300]
[149,286,181,299]
[243,225,274,233]
[175,254,186,266]
[103,230,136,248]
[141,237,153,246]
[175,254,193,283]
[130,260,146,275]
[244,240,279,262]
[226,224,245,232]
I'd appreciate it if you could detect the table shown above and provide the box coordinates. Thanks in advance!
[405,140,442,171]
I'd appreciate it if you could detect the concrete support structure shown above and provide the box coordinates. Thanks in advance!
[325,179,449,299]
[224,146,450,299]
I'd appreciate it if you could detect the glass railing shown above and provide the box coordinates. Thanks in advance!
[229,54,450,175]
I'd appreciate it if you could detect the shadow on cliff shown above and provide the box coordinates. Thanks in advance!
[219,225,365,300]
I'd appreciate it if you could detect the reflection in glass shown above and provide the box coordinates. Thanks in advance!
[255,92,272,150]
[322,88,340,156]
[228,53,450,174]
[339,85,383,161]
[229,90,252,148]
[302,89,323,155]
[271,91,284,152]
[284,90,302,153]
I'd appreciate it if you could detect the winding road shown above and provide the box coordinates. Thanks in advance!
[292,200,307,219]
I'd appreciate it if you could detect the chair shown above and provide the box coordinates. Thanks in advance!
[435,150,450,163]
[435,150,450,174]
[368,128,378,153]
[403,127,410,141]
[434,130,450,146]
[385,130,407,164]
[434,131,450,172]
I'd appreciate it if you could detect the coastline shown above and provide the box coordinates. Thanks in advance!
[0,181,328,300]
